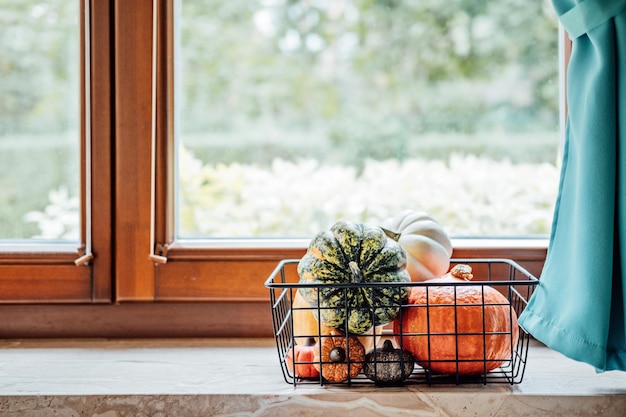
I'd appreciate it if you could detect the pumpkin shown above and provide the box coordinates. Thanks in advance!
[394,264,519,375]
[292,291,333,345]
[313,330,366,383]
[363,339,415,385]
[381,210,452,281]
[293,290,385,351]
[298,220,411,335]
[286,337,320,379]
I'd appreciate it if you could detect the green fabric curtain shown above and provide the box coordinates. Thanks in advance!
[518,0,626,371]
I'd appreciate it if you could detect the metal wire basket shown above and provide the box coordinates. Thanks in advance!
[265,258,538,386]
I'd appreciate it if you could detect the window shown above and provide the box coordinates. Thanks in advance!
[0,0,112,304]
[0,1,80,242]
[0,0,561,338]
[175,0,560,240]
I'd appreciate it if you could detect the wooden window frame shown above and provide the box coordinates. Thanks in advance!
[0,0,568,338]
[0,0,113,304]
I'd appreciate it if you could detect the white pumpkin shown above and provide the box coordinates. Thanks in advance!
[381,210,452,281]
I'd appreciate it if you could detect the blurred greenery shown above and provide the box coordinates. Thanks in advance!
[179,0,559,168]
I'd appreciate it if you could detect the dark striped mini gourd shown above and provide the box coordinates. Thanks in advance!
[297,221,411,334]
[363,339,415,384]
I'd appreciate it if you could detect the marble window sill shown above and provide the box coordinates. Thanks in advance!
[0,338,625,416]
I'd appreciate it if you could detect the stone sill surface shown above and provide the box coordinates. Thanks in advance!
[0,338,625,417]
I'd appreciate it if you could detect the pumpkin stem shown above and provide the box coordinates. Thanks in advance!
[381,227,401,242]
[348,261,363,284]
[381,339,395,352]
[329,347,347,363]
[450,264,473,281]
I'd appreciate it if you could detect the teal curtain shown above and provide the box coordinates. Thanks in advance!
[518,0,626,372]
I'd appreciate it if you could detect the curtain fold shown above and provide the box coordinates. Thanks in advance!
[518,0,626,372]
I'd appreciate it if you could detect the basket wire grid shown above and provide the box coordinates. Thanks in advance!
[265,258,538,387]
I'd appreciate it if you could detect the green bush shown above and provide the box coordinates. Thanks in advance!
[25,146,559,240]
[177,148,558,238]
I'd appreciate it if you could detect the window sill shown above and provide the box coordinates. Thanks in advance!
[1,338,624,416]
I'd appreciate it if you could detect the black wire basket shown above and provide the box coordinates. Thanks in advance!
[265,258,538,386]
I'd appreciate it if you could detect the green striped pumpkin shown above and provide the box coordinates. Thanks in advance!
[297,221,411,335]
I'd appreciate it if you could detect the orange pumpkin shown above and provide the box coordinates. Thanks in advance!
[394,264,519,375]
[286,337,320,379]
[313,330,365,383]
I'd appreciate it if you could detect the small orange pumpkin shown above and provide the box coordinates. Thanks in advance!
[286,337,320,379]
[394,264,519,375]
[313,330,365,383]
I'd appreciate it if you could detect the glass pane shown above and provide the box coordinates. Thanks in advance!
[0,0,80,242]
[175,0,559,239]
